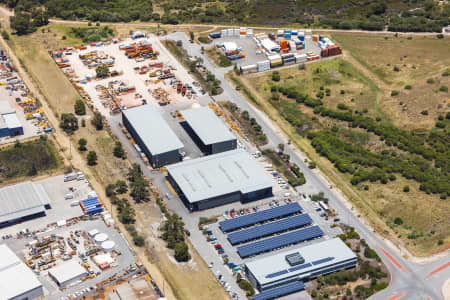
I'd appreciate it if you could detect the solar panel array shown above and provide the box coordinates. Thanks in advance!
[219,203,302,233]
[227,214,312,245]
[237,226,323,258]
[253,281,305,300]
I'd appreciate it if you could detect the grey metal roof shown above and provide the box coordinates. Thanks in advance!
[0,181,51,224]
[48,260,87,284]
[0,101,15,115]
[167,149,273,203]
[245,238,357,286]
[123,105,183,155]
[3,112,21,129]
[0,245,43,299]
[182,106,236,146]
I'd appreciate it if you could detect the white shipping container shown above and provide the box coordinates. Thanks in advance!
[277,29,284,36]
[227,29,234,36]
[247,28,254,36]
[305,29,312,35]
[234,29,240,36]
[221,29,227,37]
[288,41,296,50]
[295,54,307,63]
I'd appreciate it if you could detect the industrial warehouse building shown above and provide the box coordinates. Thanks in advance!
[181,106,237,155]
[0,101,23,138]
[167,149,273,211]
[0,181,51,228]
[0,245,43,300]
[48,260,88,287]
[245,238,357,291]
[122,105,184,168]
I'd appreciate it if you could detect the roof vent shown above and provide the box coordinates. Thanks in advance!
[285,252,305,266]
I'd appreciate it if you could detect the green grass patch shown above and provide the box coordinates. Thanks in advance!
[0,137,62,181]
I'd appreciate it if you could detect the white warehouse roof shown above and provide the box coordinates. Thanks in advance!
[0,181,51,224]
[181,106,236,146]
[246,238,357,286]
[261,38,280,52]
[123,105,183,155]
[167,149,273,203]
[0,101,15,115]
[3,112,21,129]
[0,245,43,299]
[49,260,87,285]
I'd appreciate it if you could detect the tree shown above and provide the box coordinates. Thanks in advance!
[130,177,150,202]
[87,151,97,165]
[115,180,128,194]
[74,99,86,115]
[1,30,9,40]
[31,8,49,27]
[28,164,37,176]
[91,113,103,130]
[113,141,125,158]
[278,143,285,153]
[60,113,78,134]
[127,163,142,182]
[189,31,194,41]
[105,183,116,197]
[174,242,191,262]
[10,13,34,35]
[78,138,87,151]
[95,65,109,78]
[403,185,410,192]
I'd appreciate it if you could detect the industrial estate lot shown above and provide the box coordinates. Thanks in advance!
[0,12,448,300]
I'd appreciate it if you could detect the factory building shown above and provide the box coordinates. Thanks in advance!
[0,181,51,228]
[167,149,273,211]
[48,260,88,287]
[0,101,23,138]
[122,105,184,168]
[181,106,237,155]
[0,245,43,300]
[245,238,357,291]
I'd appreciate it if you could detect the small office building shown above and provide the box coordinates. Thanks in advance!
[181,106,236,155]
[0,101,23,138]
[48,260,88,287]
[122,105,184,168]
[245,238,358,291]
[167,149,273,211]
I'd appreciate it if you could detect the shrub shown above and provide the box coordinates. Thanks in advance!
[438,240,444,245]
[404,85,412,90]
[443,70,450,77]
[436,34,444,39]
[421,110,428,115]
[1,30,10,40]
[436,121,445,128]
[403,185,410,192]
[394,217,403,225]
[391,90,399,96]
[174,242,191,262]
[272,71,280,82]
[439,85,448,92]
[426,78,435,84]
[238,280,255,296]
[91,113,103,130]
[60,113,78,134]
[393,66,400,72]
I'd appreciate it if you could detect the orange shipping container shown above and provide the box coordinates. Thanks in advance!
[312,35,318,42]
[280,40,288,49]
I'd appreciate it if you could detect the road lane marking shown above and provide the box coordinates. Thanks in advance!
[387,292,405,300]
[426,261,450,278]
[379,247,407,273]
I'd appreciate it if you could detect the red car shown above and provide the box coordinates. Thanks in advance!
[214,244,222,249]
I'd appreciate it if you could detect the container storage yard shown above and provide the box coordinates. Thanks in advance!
[208,28,342,73]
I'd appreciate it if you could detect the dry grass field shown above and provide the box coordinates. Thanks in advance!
[331,33,450,130]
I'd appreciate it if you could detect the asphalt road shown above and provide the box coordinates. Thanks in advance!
[163,32,450,300]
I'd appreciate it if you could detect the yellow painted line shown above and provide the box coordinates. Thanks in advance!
[165,180,177,195]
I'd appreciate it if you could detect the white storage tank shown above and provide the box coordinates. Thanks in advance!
[94,233,108,244]
[101,240,115,252]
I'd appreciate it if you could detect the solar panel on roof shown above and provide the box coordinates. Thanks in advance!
[237,226,323,258]
[312,257,334,265]
[227,214,312,245]
[253,281,305,300]
[219,203,302,232]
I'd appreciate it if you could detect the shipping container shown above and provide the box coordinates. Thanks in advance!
[257,60,270,72]
[277,29,284,37]
[312,35,319,42]
[247,28,254,36]
[240,64,257,74]
[209,32,221,39]
[320,48,329,57]
[221,29,228,37]
[268,33,276,40]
